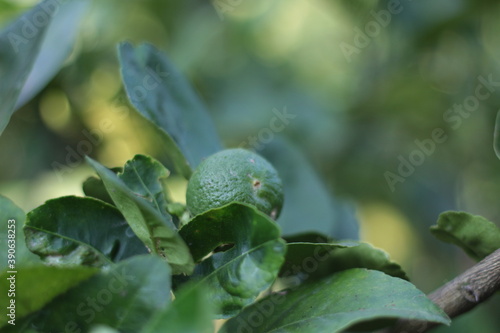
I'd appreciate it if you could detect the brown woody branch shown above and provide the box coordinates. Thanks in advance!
[386,248,500,333]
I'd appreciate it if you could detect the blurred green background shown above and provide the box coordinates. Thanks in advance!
[1,0,499,331]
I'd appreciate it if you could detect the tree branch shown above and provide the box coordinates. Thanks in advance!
[386,248,500,333]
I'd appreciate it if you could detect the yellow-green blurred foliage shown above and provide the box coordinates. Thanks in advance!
[1,1,499,331]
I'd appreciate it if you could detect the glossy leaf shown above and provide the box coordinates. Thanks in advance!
[0,1,51,135]
[179,203,287,317]
[10,255,171,333]
[260,138,359,239]
[86,156,194,275]
[24,196,148,267]
[118,42,222,178]
[143,284,214,333]
[279,241,356,282]
[0,195,40,269]
[220,269,450,333]
[325,242,409,279]
[0,266,98,328]
[281,240,408,284]
[431,211,500,261]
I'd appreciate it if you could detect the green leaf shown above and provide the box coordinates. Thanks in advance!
[0,1,51,135]
[220,269,450,333]
[24,196,148,267]
[279,241,356,281]
[0,266,98,328]
[118,154,170,219]
[118,42,222,178]
[83,175,115,205]
[281,241,409,284]
[326,242,409,280]
[86,156,194,275]
[261,138,359,239]
[11,255,171,333]
[179,203,286,318]
[0,195,40,269]
[14,0,89,109]
[494,109,500,160]
[82,167,122,205]
[430,211,500,261]
[89,326,120,333]
[142,284,214,333]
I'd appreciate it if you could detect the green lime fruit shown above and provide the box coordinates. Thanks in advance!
[186,148,284,219]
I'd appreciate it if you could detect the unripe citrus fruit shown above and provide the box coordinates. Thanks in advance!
[186,148,284,219]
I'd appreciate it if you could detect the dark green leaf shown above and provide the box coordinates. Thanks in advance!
[494,109,500,160]
[83,175,115,205]
[118,154,170,219]
[143,284,214,333]
[283,232,331,244]
[280,241,356,281]
[431,211,500,261]
[327,242,409,280]
[118,42,222,178]
[0,195,40,269]
[281,240,408,284]
[0,1,51,135]
[12,255,171,333]
[220,269,450,333]
[260,138,359,239]
[24,196,148,267]
[82,167,122,205]
[0,266,98,328]
[179,203,286,318]
[86,156,194,275]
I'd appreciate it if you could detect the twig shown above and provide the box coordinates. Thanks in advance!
[385,248,500,333]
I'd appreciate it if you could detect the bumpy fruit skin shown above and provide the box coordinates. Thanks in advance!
[186,149,284,219]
